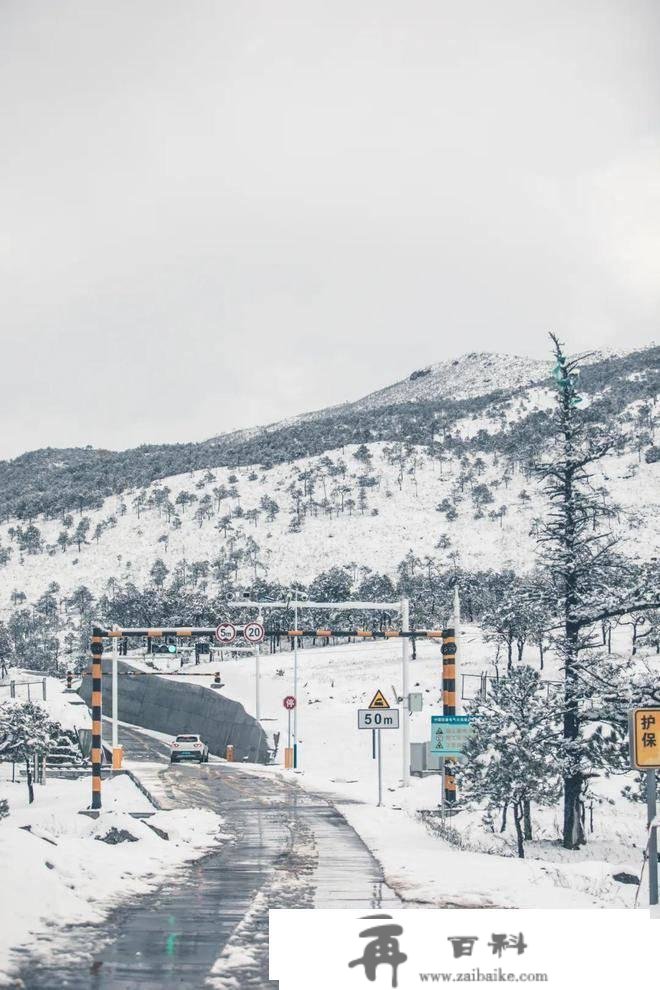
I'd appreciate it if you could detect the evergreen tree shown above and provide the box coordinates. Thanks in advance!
[259,495,280,522]
[459,667,562,858]
[354,444,373,467]
[0,701,59,803]
[150,558,169,588]
[308,566,353,603]
[18,524,43,555]
[67,585,95,618]
[73,517,91,552]
[534,335,660,848]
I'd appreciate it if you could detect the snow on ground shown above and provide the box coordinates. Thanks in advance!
[0,671,91,733]
[0,685,227,986]
[125,626,654,911]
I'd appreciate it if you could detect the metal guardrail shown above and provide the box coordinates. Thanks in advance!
[0,678,47,701]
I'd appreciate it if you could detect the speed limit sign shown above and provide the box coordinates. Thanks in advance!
[215,622,237,644]
[243,621,265,644]
[283,695,296,710]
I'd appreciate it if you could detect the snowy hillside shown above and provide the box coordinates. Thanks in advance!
[0,342,658,614]
[0,441,658,609]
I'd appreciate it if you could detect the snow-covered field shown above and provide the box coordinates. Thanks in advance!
[125,626,656,911]
[0,685,226,987]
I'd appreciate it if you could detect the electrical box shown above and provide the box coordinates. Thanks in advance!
[410,741,443,776]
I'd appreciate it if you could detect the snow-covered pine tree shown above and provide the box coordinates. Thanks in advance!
[458,665,562,858]
[150,558,169,588]
[480,572,540,671]
[0,700,59,804]
[534,334,660,849]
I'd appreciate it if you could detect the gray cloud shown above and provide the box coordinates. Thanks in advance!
[1,0,658,459]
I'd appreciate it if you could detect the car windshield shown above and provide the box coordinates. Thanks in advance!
[176,735,199,742]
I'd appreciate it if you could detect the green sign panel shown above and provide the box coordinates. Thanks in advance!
[430,715,473,756]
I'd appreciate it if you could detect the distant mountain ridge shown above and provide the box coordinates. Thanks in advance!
[202,347,633,439]
[303,352,553,418]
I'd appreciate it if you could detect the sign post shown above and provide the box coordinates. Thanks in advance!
[358,690,400,807]
[629,707,660,907]
[377,726,383,808]
[283,695,296,769]
[648,770,658,909]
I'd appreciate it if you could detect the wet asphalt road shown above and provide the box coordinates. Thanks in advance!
[14,724,402,990]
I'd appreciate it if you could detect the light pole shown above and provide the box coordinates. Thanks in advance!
[293,590,298,767]
[401,596,410,786]
[255,605,262,721]
[290,587,308,769]
[452,585,461,714]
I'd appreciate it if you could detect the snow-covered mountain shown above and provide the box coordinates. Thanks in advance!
[298,351,553,418]
[0,345,658,609]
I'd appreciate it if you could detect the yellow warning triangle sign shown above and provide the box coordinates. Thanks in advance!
[368,689,390,710]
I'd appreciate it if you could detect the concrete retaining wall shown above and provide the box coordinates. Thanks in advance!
[79,660,269,764]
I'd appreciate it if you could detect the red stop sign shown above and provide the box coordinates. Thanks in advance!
[283,695,296,710]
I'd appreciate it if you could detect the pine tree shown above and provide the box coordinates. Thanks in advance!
[459,666,562,858]
[150,559,169,588]
[354,444,373,466]
[73,517,91,552]
[535,335,660,848]
[0,701,59,803]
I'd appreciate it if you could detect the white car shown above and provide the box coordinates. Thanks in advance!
[170,734,209,764]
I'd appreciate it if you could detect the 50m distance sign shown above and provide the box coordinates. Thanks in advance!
[357,709,400,729]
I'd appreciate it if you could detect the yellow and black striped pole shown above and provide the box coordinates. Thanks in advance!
[442,627,457,806]
[91,626,104,810]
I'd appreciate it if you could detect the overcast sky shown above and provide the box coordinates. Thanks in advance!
[1,1,658,460]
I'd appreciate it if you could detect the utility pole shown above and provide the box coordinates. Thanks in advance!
[111,624,121,769]
[401,596,410,786]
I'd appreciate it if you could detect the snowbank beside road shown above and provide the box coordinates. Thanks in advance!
[0,770,225,986]
[335,802,601,909]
